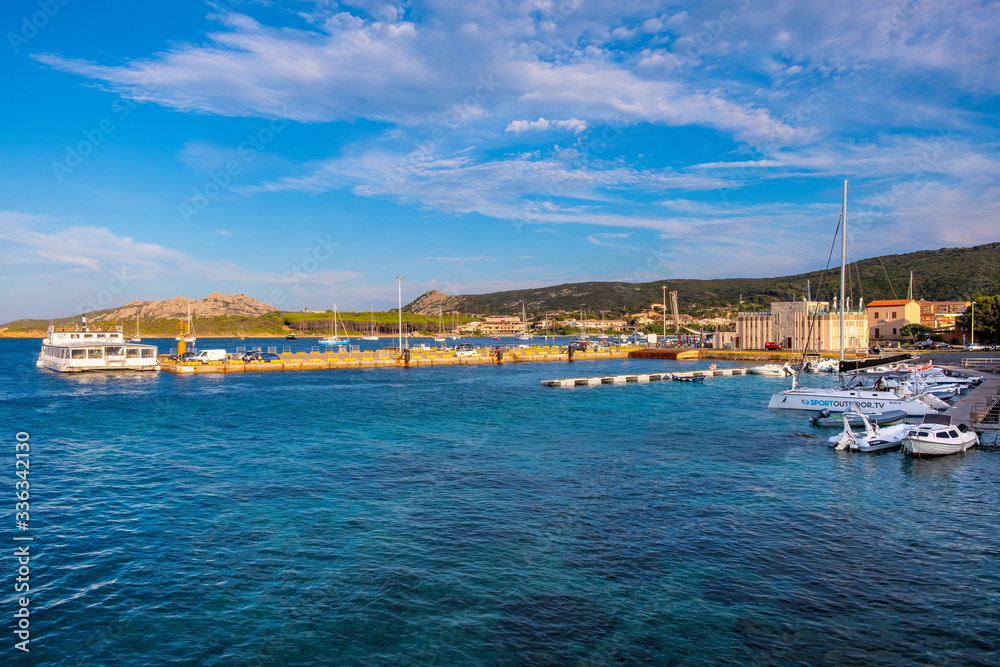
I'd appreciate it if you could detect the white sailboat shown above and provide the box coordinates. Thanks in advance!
[129,312,142,342]
[448,312,460,340]
[514,301,533,340]
[175,305,196,345]
[360,306,379,341]
[768,180,940,417]
[318,305,351,346]
[433,309,446,342]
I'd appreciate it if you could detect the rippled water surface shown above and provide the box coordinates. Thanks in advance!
[2,338,998,666]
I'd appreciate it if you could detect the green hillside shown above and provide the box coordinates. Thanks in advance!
[418,242,1000,315]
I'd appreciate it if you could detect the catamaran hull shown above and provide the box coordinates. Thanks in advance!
[768,390,938,416]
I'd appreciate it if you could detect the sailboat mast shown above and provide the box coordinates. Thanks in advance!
[839,179,847,364]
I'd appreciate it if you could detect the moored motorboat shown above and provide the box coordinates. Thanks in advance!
[749,363,793,377]
[903,415,979,456]
[828,406,911,452]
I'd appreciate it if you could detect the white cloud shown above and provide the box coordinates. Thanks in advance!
[505,117,588,134]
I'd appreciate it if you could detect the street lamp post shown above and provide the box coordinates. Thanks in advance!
[971,301,975,346]
[397,277,403,350]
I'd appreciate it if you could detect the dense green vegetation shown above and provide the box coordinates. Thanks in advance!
[414,242,1000,315]
[955,294,1000,343]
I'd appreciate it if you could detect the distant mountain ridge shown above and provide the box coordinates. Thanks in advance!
[1,292,276,329]
[404,242,1000,315]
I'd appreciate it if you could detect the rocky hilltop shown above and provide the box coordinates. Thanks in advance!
[88,292,276,321]
[403,290,465,315]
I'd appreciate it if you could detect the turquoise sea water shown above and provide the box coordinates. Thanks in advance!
[2,338,998,666]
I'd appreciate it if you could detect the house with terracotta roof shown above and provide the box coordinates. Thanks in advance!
[867,299,920,342]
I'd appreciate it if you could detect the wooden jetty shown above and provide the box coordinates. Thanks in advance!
[541,367,748,387]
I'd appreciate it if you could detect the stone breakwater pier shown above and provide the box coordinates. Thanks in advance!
[156,344,868,374]
[159,344,687,374]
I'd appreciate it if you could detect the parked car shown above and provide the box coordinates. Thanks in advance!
[764,342,783,350]
[914,340,934,349]
[930,342,952,350]
[167,351,198,362]
[568,341,589,352]
[965,343,984,351]
[454,344,477,357]
[257,352,281,362]
[241,350,262,362]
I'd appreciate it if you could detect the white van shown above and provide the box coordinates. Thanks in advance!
[190,349,227,364]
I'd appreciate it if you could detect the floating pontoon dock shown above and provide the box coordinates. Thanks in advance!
[541,367,748,387]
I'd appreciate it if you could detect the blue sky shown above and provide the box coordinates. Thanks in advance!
[2,0,998,321]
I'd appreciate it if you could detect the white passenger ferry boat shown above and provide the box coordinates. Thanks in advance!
[37,317,160,372]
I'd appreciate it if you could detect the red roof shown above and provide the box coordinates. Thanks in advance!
[867,299,918,307]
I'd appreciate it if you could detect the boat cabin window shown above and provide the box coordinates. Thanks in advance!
[936,432,949,438]
[70,334,80,339]
[87,348,103,359]
[948,430,959,438]
[141,349,155,358]
[126,348,141,358]
[71,349,86,359]
[85,334,95,339]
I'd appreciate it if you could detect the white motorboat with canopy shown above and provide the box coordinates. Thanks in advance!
[903,414,978,456]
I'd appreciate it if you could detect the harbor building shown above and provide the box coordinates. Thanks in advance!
[735,300,869,352]
[867,299,920,342]
[477,317,524,336]
[918,300,970,330]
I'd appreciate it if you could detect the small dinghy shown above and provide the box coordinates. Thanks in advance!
[810,408,908,427]
[903,414,979,456]
[828,407,912,452]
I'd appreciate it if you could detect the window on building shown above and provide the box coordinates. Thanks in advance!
[892,311,897,318]
[874,328,880,338]
[874,312,879,319]
[892,328,897,335]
